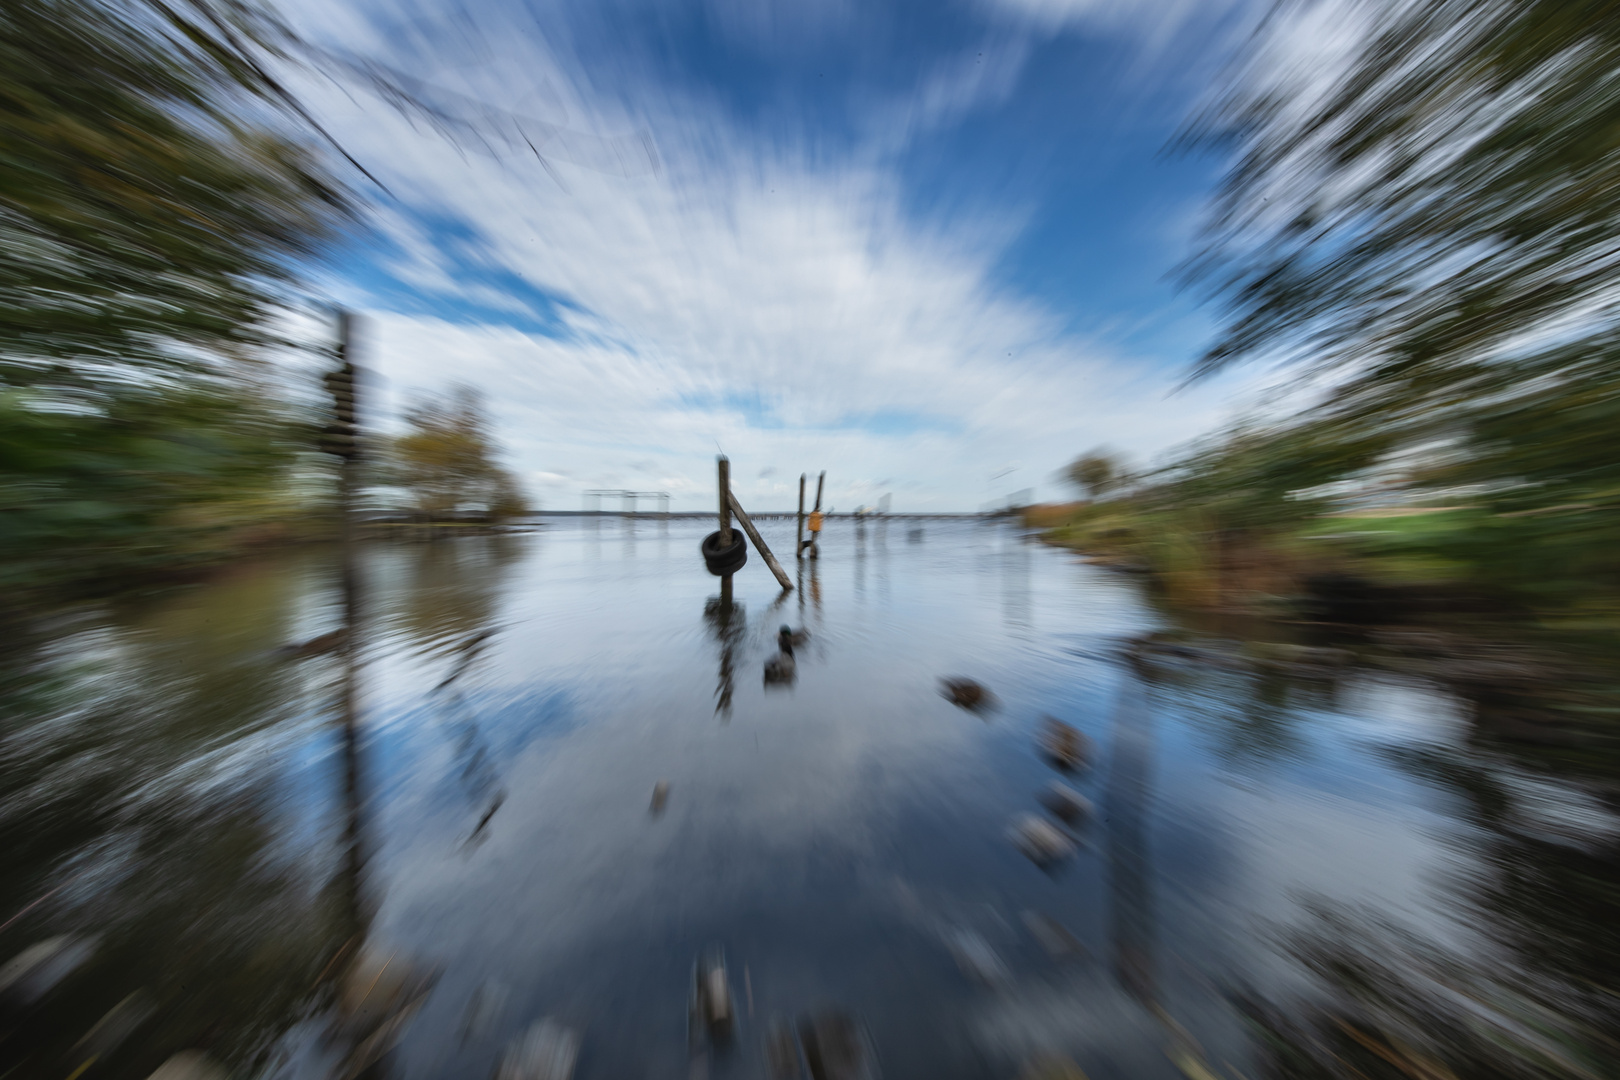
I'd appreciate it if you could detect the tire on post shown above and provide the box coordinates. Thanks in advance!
[701,530,748,576]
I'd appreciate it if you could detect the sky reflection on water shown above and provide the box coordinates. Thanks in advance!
[4,519,1609,1079]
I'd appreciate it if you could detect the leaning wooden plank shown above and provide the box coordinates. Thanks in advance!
[727,491,794,591]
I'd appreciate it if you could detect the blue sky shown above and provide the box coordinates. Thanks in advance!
[289,0,1272,510]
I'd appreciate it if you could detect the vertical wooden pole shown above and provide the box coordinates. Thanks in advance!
[331,309,369,953]
[796,474,806,559]
[718,457,732,545]
[718,456,733,608]
[810,471,826,560]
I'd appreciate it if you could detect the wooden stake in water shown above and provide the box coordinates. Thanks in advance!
[809,470,826,560]
[797,474,806,560]
[728,491,793,591]
[718,455,733,608]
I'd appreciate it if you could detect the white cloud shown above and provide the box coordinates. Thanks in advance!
[986,0,1254,44]
[284,0,1259,510]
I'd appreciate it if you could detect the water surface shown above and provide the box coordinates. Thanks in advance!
[3,518,1612,1079]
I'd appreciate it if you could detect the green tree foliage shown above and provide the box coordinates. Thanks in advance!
[1,0,350,396]
[1,0,354,597]
[391,387,526,522]
[1065,450,1121,500]
[1179,0,1620,616]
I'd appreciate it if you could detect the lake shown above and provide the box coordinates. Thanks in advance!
[2,517,1613,1079]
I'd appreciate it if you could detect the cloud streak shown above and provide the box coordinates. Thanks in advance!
[287,0,1258,509]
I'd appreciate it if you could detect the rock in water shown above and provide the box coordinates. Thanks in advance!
[947,928,1009,985]
[1009,814,1076,866]
[941,678,991,710]
[1038,781,1092,825]
[496,1019,580,1080]
[1021,911,1085,958]
[765,1018,802,1080]
[1020,1054,1089,1080]
[145,1052,226,1080]
[691,951,733,1045]
[1036,717,1091,771]
[0,936,94,1009]
[798,1011,876,1080]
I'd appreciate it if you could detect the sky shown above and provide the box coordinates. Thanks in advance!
[284,0,1275,511]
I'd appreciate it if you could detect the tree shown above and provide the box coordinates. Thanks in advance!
[1,0,353,400]
[1184,0,1620,399]
[0,0,362,596]
[392,388,525,521]
[1180,0,1620,611]
[1066,451,1122,500]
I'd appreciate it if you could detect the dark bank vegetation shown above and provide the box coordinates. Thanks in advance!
[0,0,527,609]
[0,0,351,602]
[1037,4,1620,1074]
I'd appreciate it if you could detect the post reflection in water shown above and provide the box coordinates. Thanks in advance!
[704,591,745,719]
[1105,668,1157,1008]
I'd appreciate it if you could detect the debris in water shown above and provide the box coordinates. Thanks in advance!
[1019,1054,1088,1080]
[1009,814,1076,866]
[336,945,437,1076]
[459,980,509,1044]
[947,928,1010,985]
[765,1017,803,1079]
[1036,717,1091,772]
[496,1018,580,1080]
[70,989,154,1062]
[798,1011,878,1080]
[941,678,992,711]
[468,791,506,844]
[145,1051,226,1080]
[1021,911,1086,958]
[1038,781,1092,826]
[651,781,671,815]
[273,627,347,660]
[691,950,734,1046]
[0,935,94,1008]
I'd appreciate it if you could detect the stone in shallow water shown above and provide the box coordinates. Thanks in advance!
[0,936,94,1009]
[1020,1054,1089,1080]
[1038,781,1092,825]
[948,927,1010,985]
[1036,717,1091,772]
[145,1052,226,1080]
[496,1018,580,1080]
[941,677,991,710]
[797,1011,877,1080]
[1021,911,1086,958]
[690,950,734,1047]
[1009,814,1076,865]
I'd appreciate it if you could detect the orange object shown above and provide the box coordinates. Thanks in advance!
[808,511,824,533]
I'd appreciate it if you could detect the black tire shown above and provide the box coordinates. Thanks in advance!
[701,530,748,576]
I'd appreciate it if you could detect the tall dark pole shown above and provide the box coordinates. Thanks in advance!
[322,311,369,954]
[797,474,806,560]
[717,456,733,610]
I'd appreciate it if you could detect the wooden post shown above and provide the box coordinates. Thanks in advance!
[717,456,733,607]
[717,457,732,545]
[727,491,793,591]
[796,474,806,559]
[809,471,826,560]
